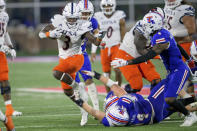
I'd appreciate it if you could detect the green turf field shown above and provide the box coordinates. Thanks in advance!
[0,60,196,130]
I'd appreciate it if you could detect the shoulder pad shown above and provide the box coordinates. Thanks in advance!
[114,10,126,19]
[51,14,64,27]
[1,11,9,22]
[178,5,195,16]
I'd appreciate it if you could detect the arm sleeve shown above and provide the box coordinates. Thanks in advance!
[177,44,190,60]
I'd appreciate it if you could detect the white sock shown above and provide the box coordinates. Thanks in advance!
[87,83,99,110]
[5,100,11,105]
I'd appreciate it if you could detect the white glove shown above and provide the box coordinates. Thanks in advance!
[111,58,128,68]
[0,45,10,54]
[82,70,95,77]
[10,49,16,60]
[49,28,63,38]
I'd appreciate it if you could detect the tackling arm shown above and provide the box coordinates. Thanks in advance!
[127,43,169,65]
[84,31,104,46]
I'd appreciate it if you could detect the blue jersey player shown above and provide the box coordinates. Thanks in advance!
[73,70,166,126]
[111,12,197,126]
[76,0,100,126]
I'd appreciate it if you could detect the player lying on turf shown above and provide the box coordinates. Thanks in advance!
[73,70,197,127]
[0,110,15,131]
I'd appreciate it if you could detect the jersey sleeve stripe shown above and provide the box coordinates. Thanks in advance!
[176,70,188,94]
[108,113,128,124]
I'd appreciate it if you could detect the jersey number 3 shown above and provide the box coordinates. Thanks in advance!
[63,36,71,50]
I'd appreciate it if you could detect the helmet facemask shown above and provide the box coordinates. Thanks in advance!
[62,2,80,29]
[100,0,116,15]
[0,0,5,12]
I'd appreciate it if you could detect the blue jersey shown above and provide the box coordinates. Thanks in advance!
[151,29,185,72]
[81,17,98,52]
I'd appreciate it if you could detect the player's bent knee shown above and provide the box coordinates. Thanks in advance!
[53,70,73,85]
[165,97,176,104]
[150,79,161,90]
[0,85,11,95]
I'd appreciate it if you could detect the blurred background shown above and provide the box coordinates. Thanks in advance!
[6,0,197,55]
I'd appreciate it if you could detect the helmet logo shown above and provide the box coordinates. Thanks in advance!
[146,16,155,24]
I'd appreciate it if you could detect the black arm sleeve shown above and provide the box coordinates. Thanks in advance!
[128,50,157,65]
[177,44,190,60]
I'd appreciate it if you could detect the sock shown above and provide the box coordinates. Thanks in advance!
[5,100,14,116]
[87,83,99,110]
[178,97,196,106]
[169,99,189,116]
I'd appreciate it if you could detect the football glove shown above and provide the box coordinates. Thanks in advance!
[111,58,128,68]
[49,28,63,38]
[10,49,16,60]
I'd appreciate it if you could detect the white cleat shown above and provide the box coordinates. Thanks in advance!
[12,111,22,117]
[80,110,88,126]
[180,112,197,127]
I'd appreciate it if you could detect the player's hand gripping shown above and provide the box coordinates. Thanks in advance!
[49,27,63,38]
[82,71,95,77]
[0,45,10,54]
[10,49,16,60]
[111,58,128,68]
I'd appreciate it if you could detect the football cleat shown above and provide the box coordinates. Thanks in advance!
[180,112,197,127]
[80,109,88,126]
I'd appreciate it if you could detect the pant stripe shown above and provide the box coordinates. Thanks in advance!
[152,85,165,99]
[176,70,188,94]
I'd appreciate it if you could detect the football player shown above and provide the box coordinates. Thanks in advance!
[164,0,197,98]
[39,2,103,125]
[111,12,197,126]
[92,0,126,92]
[112,8,164,93]
[0,0,22,117]
[0,110,15,131]
[75,0,100,126]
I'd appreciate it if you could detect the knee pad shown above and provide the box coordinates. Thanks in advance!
[0,85,11,95]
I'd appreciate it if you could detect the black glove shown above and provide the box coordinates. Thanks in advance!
[74,98,84,107]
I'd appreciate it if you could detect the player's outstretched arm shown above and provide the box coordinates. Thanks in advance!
[111,43,169,68]
[83,71,127,97]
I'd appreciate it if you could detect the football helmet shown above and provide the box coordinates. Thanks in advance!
[106,105,129,126]
[78,0,94,20]
[149,7,165,19]
[0,0,5,12]
[100,0,116,15]
[142,12,163,36]
[103,95,119,113]
[190,41,197,62]
[164,0,182,9]
[62,2,80,29]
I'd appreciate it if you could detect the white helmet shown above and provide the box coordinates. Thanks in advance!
[78,0,94,20]
[104,95,119,113]
[106,105,129,126]
[0,0,5,12]
[100,0,116,15]
[149,7,165,19]
[62,2,80,29]
[142,12,164,36]
[190,41,197,61]
[164,0,182,9]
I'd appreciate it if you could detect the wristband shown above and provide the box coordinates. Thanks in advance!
[45,32,50,37]
[94,71,101,80]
